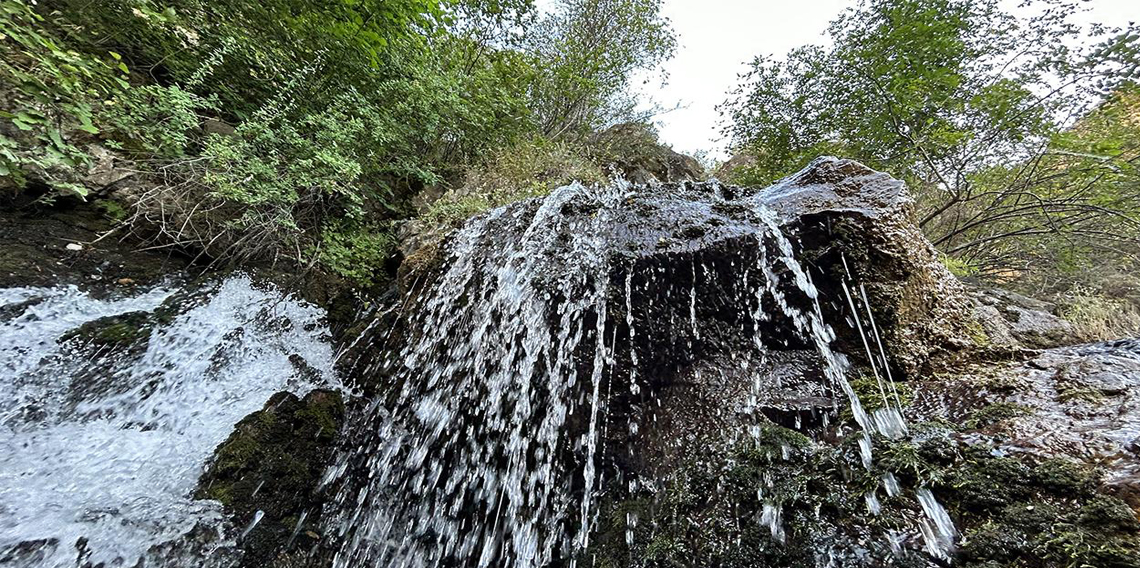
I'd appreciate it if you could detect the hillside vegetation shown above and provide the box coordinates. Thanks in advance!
[0,0,676,284]
[4,0,1140,330]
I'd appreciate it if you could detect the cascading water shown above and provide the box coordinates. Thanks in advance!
[325,176,949,567]
[326,183,625,568]
[0,276,341,567]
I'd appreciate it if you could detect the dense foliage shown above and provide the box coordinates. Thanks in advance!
[0,0,675,284]
[721,0,1140,298]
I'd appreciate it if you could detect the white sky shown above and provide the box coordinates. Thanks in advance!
[642,0,1140,160]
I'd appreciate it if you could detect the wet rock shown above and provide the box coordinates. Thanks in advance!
[196,389,345,568]
[37,286,213,421]
[576,158,971,383]
[59,310,155,349]
[0,296,44,323]
[333,157,986,566]
[615,350,837,480]
[589,420,1140,568]
[1104,473,1140,514]
[0,539,58,566]
[913,338,1140,518]
[0,203,189,292]
[753,157,977,378]
[367,156,977,483]
[967,285,1079,349]
[141,523,236,568]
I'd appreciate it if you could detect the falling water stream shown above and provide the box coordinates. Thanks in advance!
[323,179,948,567]
[0,276,340,567]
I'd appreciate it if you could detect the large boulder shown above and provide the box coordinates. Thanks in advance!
[751,157,978,377]
[374,158,980,478]
[332,157,985,567]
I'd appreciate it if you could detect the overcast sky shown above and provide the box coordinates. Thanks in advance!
[642,0,1140,160]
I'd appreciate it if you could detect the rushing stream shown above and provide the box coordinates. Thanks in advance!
[0,276,340,567]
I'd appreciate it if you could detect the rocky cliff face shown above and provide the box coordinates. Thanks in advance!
[332,156,1137,568]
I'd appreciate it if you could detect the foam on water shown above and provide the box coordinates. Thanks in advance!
[0,276,340,567]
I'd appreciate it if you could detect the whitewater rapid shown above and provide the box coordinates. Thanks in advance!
[0,276,340,567]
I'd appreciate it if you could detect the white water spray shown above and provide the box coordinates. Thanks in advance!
[0,276,339,567]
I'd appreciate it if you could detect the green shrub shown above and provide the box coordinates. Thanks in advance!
[315,222,398,287]
[0,0,129,197]
[940,254,979,278]
[1058,285,1140,342]
[100,85,215,158]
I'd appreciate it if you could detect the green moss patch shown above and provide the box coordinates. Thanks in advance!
[196,389,345,567]
[586,423,1140,568]
[59,310,155,349]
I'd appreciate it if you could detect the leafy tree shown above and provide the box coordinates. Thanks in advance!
[527,0,676,139]
[721,0,1140,281]
[48,0,447,115]
[2,0,679,284]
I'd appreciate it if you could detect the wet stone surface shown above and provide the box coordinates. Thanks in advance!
[196,389,346,568]
[913,339,1140,514]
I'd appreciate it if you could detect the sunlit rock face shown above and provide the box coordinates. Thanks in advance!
[326,157,971,568]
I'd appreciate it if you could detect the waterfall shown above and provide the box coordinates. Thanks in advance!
[326,183,624,568]
[0,175,955,568]
[0,276,340,568]
[324,179,923,567]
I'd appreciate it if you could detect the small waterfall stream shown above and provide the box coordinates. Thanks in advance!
[0,276,341,567]
[324,179,932,567]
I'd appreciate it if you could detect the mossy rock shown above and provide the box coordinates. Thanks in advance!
[964,401,1032,430]
[585,425,916,568]
[59,310,155,349]
[196,389,345,568]
[587,423,1140,568]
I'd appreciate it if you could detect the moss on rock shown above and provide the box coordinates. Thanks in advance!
[196,389,345,568]
[964,402,1033,430]
[586,422,1140,568]
[585,425,916,568]
[59,310,155,349]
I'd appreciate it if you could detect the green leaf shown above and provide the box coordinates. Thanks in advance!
[48,128,64,149]
[54,181,89,199]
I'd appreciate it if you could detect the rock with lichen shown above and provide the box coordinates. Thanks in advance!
[966,285,1079,350]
